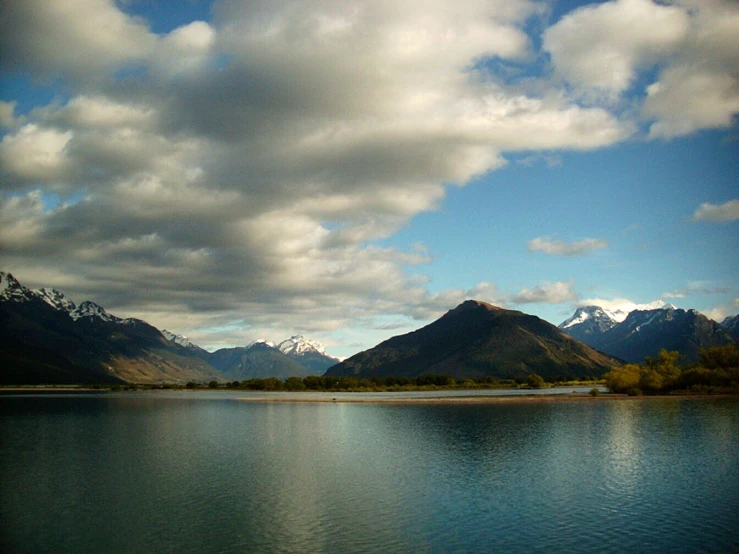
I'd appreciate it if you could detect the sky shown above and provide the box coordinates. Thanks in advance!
[0,0,737,358]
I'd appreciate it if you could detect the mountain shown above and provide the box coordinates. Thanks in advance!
[722,315,739,342]
[558,305,625,343]
[161,329,211,358]
[0,272,224,385]
[209,342,311,380]
[277,335,339,374]
[326,300,620,380]
[560,306,734,363]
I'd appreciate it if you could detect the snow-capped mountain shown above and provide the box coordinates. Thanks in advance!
[0,272,145,327]
[70,300,123,323]
[208,341,311,380]
[277,335,338,373]
[560,305,734,363]
[278,335,326,356]
[162,329,211,358]
[247,339,276,348]
[0,271,223,385]
[0,272,37,303]
[208,335,338,377]
[163,329,197,349]
[560,305,628,329]
[35,287,77,312]
[558,306,623,342]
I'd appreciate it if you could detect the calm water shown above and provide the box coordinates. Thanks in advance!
[1,392,737,553]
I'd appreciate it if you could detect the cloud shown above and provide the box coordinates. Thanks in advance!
[512,281,578,304]
[527,237,608,256]
[544,0,739,137]
[643,0,739,138]
[702,298,739,323]
[0,125,73,184]
[0,0,156,82]
[662,282,729,298]
[0,0,733,355]
[692,199,739,222]
[576,297,670,314]
[544,0,689,97]
[0,102,17,128]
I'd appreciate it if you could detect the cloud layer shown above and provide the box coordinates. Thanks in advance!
[1,0,737,352]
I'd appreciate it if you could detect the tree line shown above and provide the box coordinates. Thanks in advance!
[186,373,598,392]
[604,345,739,395]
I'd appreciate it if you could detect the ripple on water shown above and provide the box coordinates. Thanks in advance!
[1,394,738,553]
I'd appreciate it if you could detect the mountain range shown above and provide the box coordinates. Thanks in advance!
[0,272,336,384]
[326,300,621,380]
[208,338,337,381]
[3,270,737,384]
[559,305,735,363]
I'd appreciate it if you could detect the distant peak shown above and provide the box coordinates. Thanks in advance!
[70,300,121,323]
[36,287,77,312]
[456,300,503,311]
[277,335,327,355]
[247,339,275,349]
[0,272,36,303]
[162,329,200,348]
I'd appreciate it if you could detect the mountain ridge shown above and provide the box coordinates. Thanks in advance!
[559,305,735,363]
[326,300,620,380]
[0,271,339,384]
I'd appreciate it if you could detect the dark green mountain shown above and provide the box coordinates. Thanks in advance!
[0,272,223,385]
[325,300,620,380]
[209,342,311,380]
[571,307,735,364]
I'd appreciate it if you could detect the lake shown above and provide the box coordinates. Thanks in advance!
[1,391,737,553]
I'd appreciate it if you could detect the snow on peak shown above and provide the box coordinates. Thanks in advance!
[277,335,326,356]
[162,329,198,348]
[560,306,622,329]
[0,272,35,302]
[36,287,77,312]
[247,339,276,349]
[70,300,121,323]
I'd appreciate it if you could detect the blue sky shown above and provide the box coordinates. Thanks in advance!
[0,0,737,358]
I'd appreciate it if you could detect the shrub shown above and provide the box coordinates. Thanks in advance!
[526,373,545,389]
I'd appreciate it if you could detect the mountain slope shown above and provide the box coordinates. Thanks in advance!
[209,342,311,380]
[561,306,734,363]
[326,300,620,380]
[277,335,339,374]
[0,272,224,384]
[558,306,623,343]
[722,315,739,342]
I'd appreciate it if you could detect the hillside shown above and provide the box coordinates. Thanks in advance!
[326,300,620,380]
[209,342,311,380]
[0,272,223,385]
[560,306,734,363]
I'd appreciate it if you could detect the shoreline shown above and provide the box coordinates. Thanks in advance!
[0,386,734,404]
[234,392,736,404]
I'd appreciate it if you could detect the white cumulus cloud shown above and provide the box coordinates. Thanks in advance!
[544,0,689,97]
[692,199,739,222]
[527,237,609,256]
[512,281,579,304]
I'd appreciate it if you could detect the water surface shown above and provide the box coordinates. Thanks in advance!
[1,392,737,553]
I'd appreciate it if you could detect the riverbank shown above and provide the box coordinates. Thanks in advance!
[234,392,738,404]
[2,386,734,404]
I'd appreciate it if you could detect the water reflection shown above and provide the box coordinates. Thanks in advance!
[1,394,738,553]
